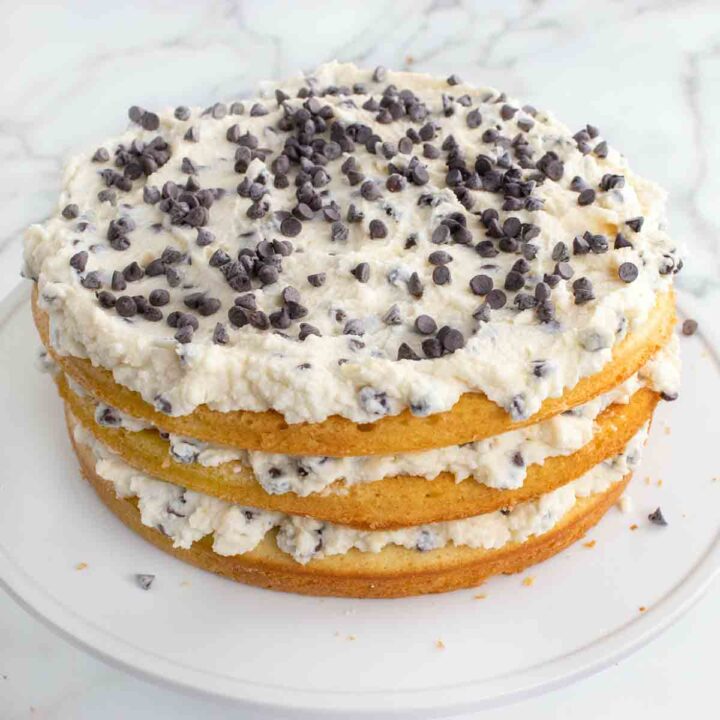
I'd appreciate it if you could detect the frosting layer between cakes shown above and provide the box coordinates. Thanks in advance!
[66,337,677,495]
[72,418,647,565]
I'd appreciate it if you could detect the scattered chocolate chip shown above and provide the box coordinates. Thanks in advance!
[648,507,668,526]
[135,574,155,590]
[682,318,698,336]
[486,288,507,309]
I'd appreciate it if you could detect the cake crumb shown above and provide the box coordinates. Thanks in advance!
[629,524,639,531]
[583,540,597,549]
[618,494,634,513]
[522,576,535,587]
[656,479,663,487]
[435,639,446,650]
[474,593,488,600]
[75,562,88,571]
[347,634,356,641]
[179,580,191,587]
[639,606,647,613]
[664,426,671,435]
[644,476,651,485]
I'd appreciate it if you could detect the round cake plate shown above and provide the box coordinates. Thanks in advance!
[0,283,717,719]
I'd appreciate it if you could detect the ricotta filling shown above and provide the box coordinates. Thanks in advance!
[78,336,678,495]
[73,420,647,565]
[25,62,681,424]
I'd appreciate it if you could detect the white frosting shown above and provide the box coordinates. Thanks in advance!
[73,419,646,564]
[26,62,681,423]
[82,338,678,495]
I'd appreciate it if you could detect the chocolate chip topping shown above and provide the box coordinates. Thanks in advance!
[46,64,680,409]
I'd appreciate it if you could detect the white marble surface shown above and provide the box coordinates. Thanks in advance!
[1,0,718,717]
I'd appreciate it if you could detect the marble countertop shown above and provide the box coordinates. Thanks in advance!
[1,0,717,717]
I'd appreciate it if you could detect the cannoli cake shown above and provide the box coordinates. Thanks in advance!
[24,63,681,597]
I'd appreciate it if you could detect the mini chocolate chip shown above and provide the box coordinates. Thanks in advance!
[422,337,443,358]
[62,204,79,219]
[572,277,595,304]
[280,216,302,237]
[469,274,493,296]
[573,235,590,255]
[175,325,194,343]
[682,318,698,336]
[383,304,402,325]
[298,323,321,341]
[554,261,574,280]
[648,507,668,526]
[360,180,382,201]
[257,264,279,285]
[415,314,437,335]
[213,323,229,344]
[432,225,450,245]
[344,319,365,336]
[552,242,569,262]
[228,306,248,328]
[504,271,525,292]
[397,342,420,361]
[428,251,452,265]
[81,272,101,289]
[351,262,370,283]
[115,296,137,317]
[618,262,639,283]
[614,232,633,250]
[431,265,449,285]
[135,574,155,590]
[438,326,464,352]
[307,273,326,287]
[372,66,387,82]
[578,188,596,206]
[70,251,88,272]
[369,219,387,239]
[148,289,169,307]
[97,290,116,309]
[486,288,507,309]
[198,297,221,316]
[593,140,608,158]
[92,147,110,162]
[407,272,424,298]
[626,216,644,232]
[122,261,144,282]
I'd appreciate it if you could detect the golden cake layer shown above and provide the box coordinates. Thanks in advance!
[35,287,675,456]
[63,382,658,529]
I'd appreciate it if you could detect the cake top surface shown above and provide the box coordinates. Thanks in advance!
[25,62,681,423]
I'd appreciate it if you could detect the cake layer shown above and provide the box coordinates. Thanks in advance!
[36,288,675,455]
[65,384,657,528]
[25,64,682,428]
[72,423,634,598]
